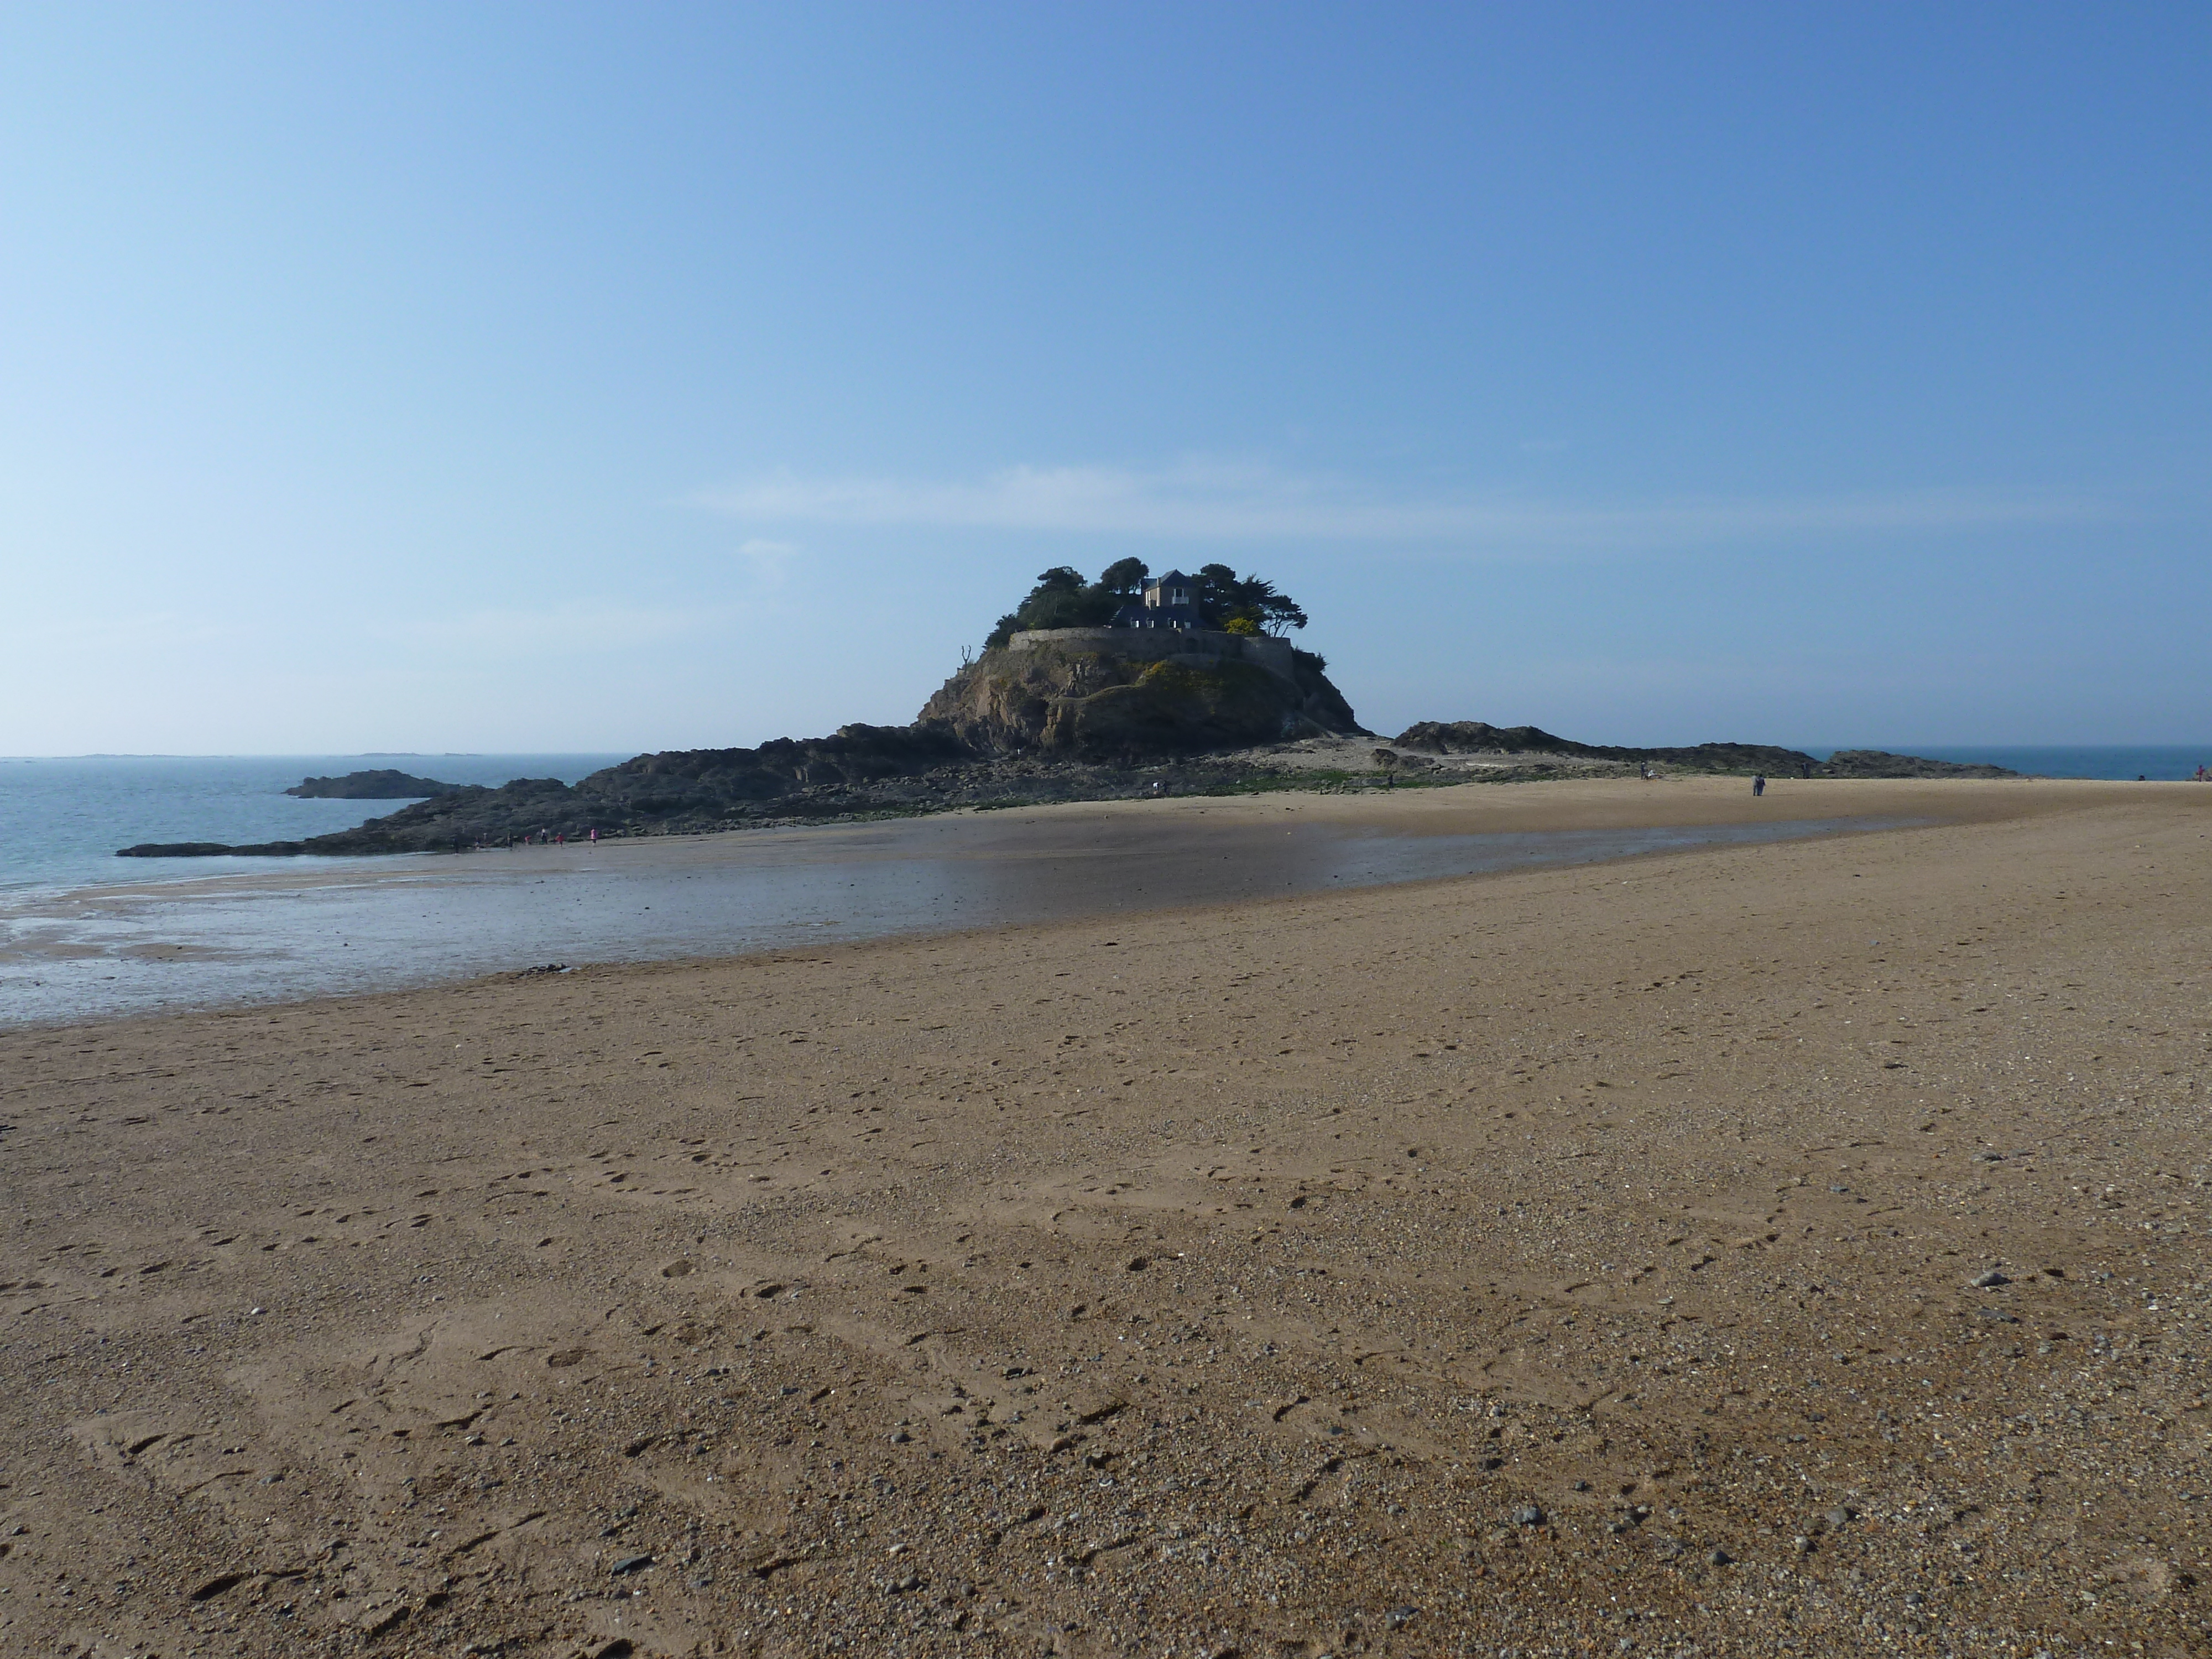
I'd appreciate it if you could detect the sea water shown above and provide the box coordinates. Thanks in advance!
[1810,744,2210,780]
[0,754,628,899]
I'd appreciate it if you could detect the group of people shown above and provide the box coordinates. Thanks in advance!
[468,827,602,851]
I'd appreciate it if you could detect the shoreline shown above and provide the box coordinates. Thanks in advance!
[0,776,2137,1033]
[27,767,2156,899]
[94,726,2041,863]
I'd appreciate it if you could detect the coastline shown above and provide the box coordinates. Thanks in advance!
[1,780,2205,1653]
[0,776,2130,1031]
[0,751,632,902]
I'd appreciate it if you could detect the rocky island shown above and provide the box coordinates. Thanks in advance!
[284,768,461,799]
[116,564,2017,859]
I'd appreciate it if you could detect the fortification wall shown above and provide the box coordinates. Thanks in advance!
[1005,627,1297,682]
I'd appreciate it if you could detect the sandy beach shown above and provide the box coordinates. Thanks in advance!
[3,776,2206,1658]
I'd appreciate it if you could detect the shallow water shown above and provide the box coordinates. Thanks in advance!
[0,753,629,899]
[0,812,1910,1028]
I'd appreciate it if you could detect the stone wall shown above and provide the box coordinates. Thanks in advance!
[1005,627,1298,683]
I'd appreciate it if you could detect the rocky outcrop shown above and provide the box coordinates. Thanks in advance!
[119,728,976,857]
[118,640,1370,857]
[113,742,1333,859]
[1394,721,1821,775]
[577,724,973,822]
[1395,721,1590,757]
[285,769,460,799]
[920,636,1363,758]
[1819,749,2020,779]
[1392,722,2021,779]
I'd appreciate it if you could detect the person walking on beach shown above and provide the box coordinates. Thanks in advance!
[1752,774,1766,797]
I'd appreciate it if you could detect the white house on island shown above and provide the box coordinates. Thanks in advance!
[1112,570,1204,631]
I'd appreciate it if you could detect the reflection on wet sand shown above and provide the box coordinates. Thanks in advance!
[0,797,1910,1027]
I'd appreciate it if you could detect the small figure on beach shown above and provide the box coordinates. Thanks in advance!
[1752,774,1766,797]
[1640,762,1651,781]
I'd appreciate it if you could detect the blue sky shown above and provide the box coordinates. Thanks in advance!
[3,4,2206,753]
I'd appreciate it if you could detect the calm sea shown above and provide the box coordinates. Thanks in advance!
[1810,744,2209,780]
[0,754,628,899]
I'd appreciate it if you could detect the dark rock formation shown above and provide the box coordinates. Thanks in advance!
[114,742,1321,859]
[1393,723,2021,779]
[1394,721,1820,775]
[580,724,972,821]
[1819,749,2020,779]
[1392,721,1590,757]
[285,769,460,799]
[113,842,257,858]
[1389,721,1601,761]
[121,730,975,857]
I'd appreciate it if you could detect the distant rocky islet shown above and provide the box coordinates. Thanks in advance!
[284,768,462,799]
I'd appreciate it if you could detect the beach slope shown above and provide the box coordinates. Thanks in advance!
[3,780,2206,1656]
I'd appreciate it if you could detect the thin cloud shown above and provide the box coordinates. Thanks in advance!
[7,607,243,653]
[735,538,802,587]
[387,601,726,657]
[697,461,2106,551]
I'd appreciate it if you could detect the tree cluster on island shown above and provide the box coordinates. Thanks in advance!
[984,560,1309,650]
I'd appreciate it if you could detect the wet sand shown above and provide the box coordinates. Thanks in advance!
[2,776,2207,1657]
[2,776,1935,1029]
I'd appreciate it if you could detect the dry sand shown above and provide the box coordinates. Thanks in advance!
[2,777,2208,1658]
